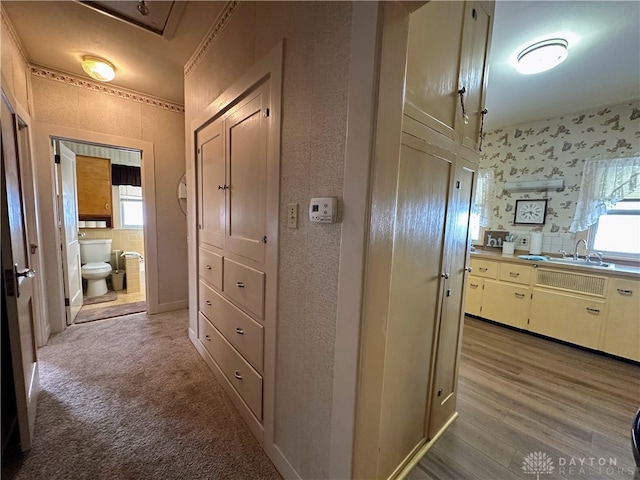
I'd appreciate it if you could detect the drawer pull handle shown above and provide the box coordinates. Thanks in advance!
[514,293,525,298]
[205,300,212,306]
[586,307,600,314]
[470,283,479,288]
[205,265,212,270]
[204,335,211,341]
[617,289,633,295]
[479,267,488,272]
[236,282,245,288]
[509,272,520,277]
[235,327,244,335]
[234,371,243,380]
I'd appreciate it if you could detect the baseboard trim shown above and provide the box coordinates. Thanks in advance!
[149,299,188,314]
[265,442,301,480]
[395,412,459,480]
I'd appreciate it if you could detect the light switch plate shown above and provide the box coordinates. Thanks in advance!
[287,203,298,229]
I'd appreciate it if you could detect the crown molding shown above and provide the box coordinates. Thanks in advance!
[29,65,185,114]
[1,6,29,65]
[184,1,240,78]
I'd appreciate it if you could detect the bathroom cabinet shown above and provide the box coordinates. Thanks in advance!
[76,155,113,227]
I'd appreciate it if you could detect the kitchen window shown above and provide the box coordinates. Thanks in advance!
[588,198,640,258]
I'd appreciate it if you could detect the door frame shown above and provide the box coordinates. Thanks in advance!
[32,124,158,334]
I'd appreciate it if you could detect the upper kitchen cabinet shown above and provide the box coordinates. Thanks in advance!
[404,1,493,160]
[76,155,113,227]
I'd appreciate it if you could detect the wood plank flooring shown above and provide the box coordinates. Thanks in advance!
[409,317,640,480]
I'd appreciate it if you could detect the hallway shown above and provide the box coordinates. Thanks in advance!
[2,310,280,480]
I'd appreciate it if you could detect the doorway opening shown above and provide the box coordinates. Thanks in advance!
[54,138,147,325]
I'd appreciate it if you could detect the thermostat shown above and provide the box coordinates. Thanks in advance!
[309,197,337,223]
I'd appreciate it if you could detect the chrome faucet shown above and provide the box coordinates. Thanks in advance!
[573,238,588,260]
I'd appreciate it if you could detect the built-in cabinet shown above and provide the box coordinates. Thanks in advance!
[466,257,640,362]
[354,2,494,478]
[75,155,113,227]
[194,77,277,441]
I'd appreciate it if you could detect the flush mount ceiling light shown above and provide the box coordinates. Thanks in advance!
[516,38,569,75]
[81,56,116,82]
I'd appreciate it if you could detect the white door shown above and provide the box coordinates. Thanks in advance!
[1,95,39,451]
[56,141,83,324]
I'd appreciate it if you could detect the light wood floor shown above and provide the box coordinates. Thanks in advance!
[409,317,640,480]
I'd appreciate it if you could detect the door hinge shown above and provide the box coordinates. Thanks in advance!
[54,154,61,164]
[456,180,461,189]
[64,298,70,306]
[262,235,268,244]
[472,8,477,19]
[264,108,270,118]
[3,268,16,297]
[197,148,201,154]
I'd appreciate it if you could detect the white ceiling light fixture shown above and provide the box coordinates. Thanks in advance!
[81,55,116,82]
[516,38,569,75]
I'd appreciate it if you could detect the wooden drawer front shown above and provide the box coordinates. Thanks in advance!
[223,258,265,320]
[199,281,264,371]
[199,313,263,419]
[470,258,497,279]
[199,247,222,290]
[499,263,532,285]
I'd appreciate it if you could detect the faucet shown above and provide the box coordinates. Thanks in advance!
[573,238,588,260]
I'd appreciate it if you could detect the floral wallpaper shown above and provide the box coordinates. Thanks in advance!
[480,100,640,253]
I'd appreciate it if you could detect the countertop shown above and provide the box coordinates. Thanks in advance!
[470,247,640,279]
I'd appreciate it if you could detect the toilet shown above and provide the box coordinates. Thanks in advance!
[79,239,113,297]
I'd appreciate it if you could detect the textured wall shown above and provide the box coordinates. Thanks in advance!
[1,11,30,112]
[184,2,352,477]
[480,100,640,252]
[29,75,188,307]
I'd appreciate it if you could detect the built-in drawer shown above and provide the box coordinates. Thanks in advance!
[199,313,262,419]
[498,263,532,285]
[199,247,222,290]
[470,258,498,279]
[199,281,264,371]
[223,258,265,320]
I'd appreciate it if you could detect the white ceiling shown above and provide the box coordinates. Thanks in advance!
[486,1,640,129]
[3,1,639,124]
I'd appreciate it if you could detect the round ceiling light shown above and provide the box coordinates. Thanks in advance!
[516,38,568,75]
[81,56,116,82]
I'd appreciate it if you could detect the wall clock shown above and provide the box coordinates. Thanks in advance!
[514,199,548,225]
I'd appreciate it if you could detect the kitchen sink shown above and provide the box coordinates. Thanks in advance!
[546,257,615,269]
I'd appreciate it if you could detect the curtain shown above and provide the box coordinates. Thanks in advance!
[112,164,141,186]
[475,169,495,227]
[569,156,640,232]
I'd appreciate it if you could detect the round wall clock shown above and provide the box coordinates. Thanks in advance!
[514,199,548,225]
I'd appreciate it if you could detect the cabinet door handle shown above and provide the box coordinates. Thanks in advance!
[236,282,245,288]
[617,289,633,295]
[218,184,229,190]
[104,202,109,210]
[479,267,488,272]
[509,272,520,277]
[514,293,525,298]
[204,334,211,341]
[205,264,212,270]
[205,300,212,306]
[586,307,600,314]
[234,371,243,380]
[235,327,244,335]
[470,283,479,288]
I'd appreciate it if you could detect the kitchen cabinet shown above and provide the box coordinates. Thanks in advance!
[354,1,495,478]
[76,155,112,227]
[465,276,484,316]
[529,288,605,350]
[482,279,530,329]
[602,278,640,361]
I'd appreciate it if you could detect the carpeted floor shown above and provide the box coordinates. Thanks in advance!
[3,309,281,480]
[74,301,147,324]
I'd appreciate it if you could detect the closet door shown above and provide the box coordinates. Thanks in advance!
[428,163,475,438]
[377,135,453,478]
[198,118,225,249]
[224,85,269,264]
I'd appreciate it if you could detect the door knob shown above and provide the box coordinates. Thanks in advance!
[15,264,36,278]
[441,272,450,279]
[464,266,472,272]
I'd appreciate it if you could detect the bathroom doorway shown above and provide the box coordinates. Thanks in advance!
[54,138,147,324]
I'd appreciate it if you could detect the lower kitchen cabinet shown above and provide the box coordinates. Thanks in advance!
[602,278,640,361]
[482,279,530,329]
[529,288,605,350]
[465,277,484,316]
